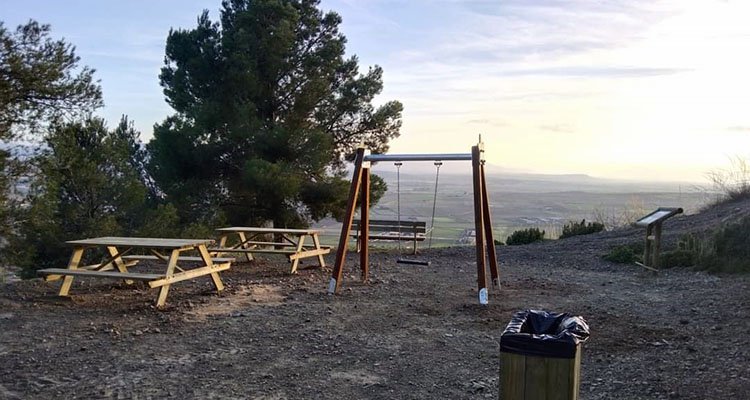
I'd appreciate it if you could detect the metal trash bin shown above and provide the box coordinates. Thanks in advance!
[499,310,590,400]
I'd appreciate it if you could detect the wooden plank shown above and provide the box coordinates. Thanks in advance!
[654,222,662,269]
[644,224,653,267]
[472,144,488,305]
[43,262,121,281]
[546,356,574,400]
[480,163,500,287]
[501,352,525,400]
[218,240,295,247]
[353,234,426,241]
[350,224,427,233]
[122,255,235,263]
[148,263,231,288]
[241,249,298,254]
[571,346,582,400]
[207,246,330,253]
[289,234,306,274]
[216,227,320,235]
[524,355,548,399]
[66,237,214,250]
[288,248,331,260]
[155,249,180,308]
[198,244,225,292]
[352,219,427,228]
[39,268,163,281]
[360,167,370,282]
[59,247,84,296]
[329,147,366,294]
[237,231,253,262]
[311,234,327,268]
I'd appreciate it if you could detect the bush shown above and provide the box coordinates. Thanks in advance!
[603,245,638,263]
[559,219,605,239]
[698,216,750,273]
[660,250,695,268]
[506,228,545,246]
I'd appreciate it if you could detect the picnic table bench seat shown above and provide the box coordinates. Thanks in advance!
[38,268,163,281]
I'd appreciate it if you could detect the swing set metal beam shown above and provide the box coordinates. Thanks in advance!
[364,153,472,162]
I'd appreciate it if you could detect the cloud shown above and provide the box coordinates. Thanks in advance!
[503,66,690,78]
[467,119,510,127]
[727,126,750,132]
[540,124,575,133]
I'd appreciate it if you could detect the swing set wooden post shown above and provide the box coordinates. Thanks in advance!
[328,141,500,304]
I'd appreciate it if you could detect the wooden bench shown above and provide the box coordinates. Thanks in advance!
[350,219,427,254]
[121,255,235,263]
[39,268,163,281]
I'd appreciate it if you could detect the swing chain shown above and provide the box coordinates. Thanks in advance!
[428,161,442,249]
[395,162,403,254]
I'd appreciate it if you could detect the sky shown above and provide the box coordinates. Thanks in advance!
[3,0,749,182]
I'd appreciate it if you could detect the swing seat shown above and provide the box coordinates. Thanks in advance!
[396,258,431,266]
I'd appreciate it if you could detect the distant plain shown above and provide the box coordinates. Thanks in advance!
[314,168,709,247]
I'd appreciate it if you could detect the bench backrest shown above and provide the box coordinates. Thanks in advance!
[351,219,427,234]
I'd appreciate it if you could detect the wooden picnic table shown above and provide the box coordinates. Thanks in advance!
[211,227,331,273]
[38,237,232,308]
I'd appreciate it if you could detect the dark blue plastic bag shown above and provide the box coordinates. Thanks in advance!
[500,310,590,359]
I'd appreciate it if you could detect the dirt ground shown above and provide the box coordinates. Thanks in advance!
[1,204,749,399]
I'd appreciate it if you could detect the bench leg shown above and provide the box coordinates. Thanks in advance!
[155,249,180,308]
[106,246,134,285]
[237,232,254,262]
[289,235,306,274]
[198,245,224,292]
[312,234,327,268]
[59,247,84,296]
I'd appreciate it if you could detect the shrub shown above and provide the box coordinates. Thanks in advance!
[559,219,605,239]
[603,245,638,264]
[494,239,505,246]
[698,215,750,273]
[506,228,545,246]
[660,250,695,268]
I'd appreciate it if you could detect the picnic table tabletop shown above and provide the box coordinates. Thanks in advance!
[216,227,322,235]
[66,236,214,249]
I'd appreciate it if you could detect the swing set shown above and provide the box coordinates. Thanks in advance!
[328,139,500,304]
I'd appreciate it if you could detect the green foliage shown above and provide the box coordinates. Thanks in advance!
[494,239,505,246]
[506,228,545,246]
[698,216,750,273]
[660,250,695,268]
[149,0,402,228]
[0,20,102,251]
[603,242,643,264]
[559,219,605,239]
[6,117,156,275]
[0,20,102,140]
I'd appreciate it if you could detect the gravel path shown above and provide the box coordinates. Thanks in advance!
[1,200,748,399]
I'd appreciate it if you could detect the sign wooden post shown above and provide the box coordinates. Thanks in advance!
[635,207,683,270]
